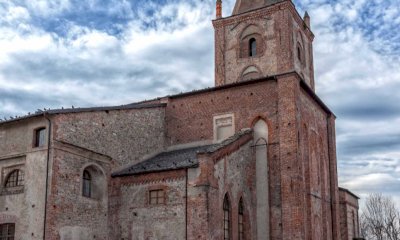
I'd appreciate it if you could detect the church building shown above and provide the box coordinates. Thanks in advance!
[0,0,361,239]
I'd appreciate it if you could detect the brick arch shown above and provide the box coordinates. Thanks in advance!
[80,162,106,177]
[223,191,233,206]
[80,163,107,200]
[239,24,263,40]
[249,115,273,143]
[238,24,265,58]
[239,65,263,82]
[296,31,306,64]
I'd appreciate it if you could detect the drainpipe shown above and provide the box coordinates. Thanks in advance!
[326,113,335,239]
[185,168,188,240]
[43,113,52,240]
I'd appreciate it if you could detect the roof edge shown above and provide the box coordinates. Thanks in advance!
[339,187,360,200]
[0,103,166,125]
[111,164,199,178]
[299,76,335,117]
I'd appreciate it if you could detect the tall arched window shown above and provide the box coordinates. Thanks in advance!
[238,198,244,240]
[223,194,231,240]
[352,211,357,237]
[297,45,302,61]
[82,170,91,198]
[0,223,15,239]
[82,165,106,200]
[249,38,256,57]
[5,169,24,188]
[254,119,269,239]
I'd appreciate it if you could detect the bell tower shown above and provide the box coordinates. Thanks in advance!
[213,0,315,90]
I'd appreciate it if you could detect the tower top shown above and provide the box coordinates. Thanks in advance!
[232,0,288,15]
[216,0,222,19]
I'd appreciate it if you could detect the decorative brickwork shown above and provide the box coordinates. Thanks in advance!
[0,0,359,239]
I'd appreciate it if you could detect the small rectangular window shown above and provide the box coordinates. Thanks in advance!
[149,189,165,205]
[34,128,46,147]
[0,223,15,239]
[214,114,234,142]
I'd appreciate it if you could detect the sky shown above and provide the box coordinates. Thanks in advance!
[0,0,399,207]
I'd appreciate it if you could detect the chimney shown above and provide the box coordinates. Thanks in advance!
[304,11,311,29]
[216,0,222,19]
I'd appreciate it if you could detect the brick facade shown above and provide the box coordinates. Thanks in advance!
[339,188,361,240]
[0,0,359,239]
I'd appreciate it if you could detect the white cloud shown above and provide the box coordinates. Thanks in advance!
[24,0,71,17]
[0,0,399,205]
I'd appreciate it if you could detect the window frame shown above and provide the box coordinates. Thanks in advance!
[4,169,24,188]
[149,189,165,205]
[249,38,257,57]
[223,194,231,240]
[213,113,235,142]
[296,42,305,65]
[82,170,92,198]
[33,127,46,148]
[238,198,244,240]
[0,223,15,239]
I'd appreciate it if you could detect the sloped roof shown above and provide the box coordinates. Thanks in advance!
[0,102,166,125]
[112,128,252,177]
[339,187,360,199]
[232,0,287,15]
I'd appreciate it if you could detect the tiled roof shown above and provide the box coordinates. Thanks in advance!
[112,128,252,177]
[0,102,166,125]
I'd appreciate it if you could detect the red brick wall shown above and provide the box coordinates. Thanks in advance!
[165,80,278,145]
[163,72,341,239]
[110,170,187,239]
[165,79,284,237]
[213,1,315,90]
[339,190,360,240]
[45,147,111,240]
[299,87,332,240]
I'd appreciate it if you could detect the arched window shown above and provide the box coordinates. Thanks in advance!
[297,45,302,61]
[238,198,244,240]
[82,165,106,200]
[5,170,24,188]
[0,223,15,239]
[223,194,231,240]
[249,38,256,57]
[82,170,91,198]
[253,119,270,238]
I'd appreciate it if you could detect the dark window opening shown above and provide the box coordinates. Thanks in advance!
[82,170,91,198]
[297,45,302,62]
[34,128,46,148]
[0,223,15,240]
[5,170,24,188]
[352,211,357,237]
[223,194,231,240]
[238,198,244,240]
[249,38,257,57]
[149,189,165,205]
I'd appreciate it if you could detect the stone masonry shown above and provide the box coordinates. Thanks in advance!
[0,0,360,239]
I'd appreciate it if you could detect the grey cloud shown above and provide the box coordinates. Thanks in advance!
[338,133,400,157]
[1,0,400,205]
[324,83,400,121]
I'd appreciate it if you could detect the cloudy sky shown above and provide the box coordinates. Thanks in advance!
[0,0,399,206]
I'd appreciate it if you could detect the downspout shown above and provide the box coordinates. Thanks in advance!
[185,168,188,240]
[43,113,52,240]
[326,113,335,239]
